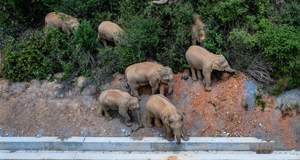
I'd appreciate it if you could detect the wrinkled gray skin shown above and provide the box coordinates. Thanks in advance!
[186,45,236,91]
[44,12,79,35]
[98,89,142,128]
[145,94,189,145]
[125,62,174,100]
[152,0,177,4]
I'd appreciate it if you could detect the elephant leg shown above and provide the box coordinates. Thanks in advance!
[165,125,175,141]
[62,25,70,35]
[119,108,132,127]
[203,69,212,91]
[102,39,108,48]
[191,67,197,81]
[155,118,163,128]
[44,27,49,35]
[102,105,113,121]
[145,109,154,128]
[159,83,165,95]
[149,79,159,94]
[97,105,104,117]
[196,69,202,79]
[131,87,140,100]
[181,125,189,141]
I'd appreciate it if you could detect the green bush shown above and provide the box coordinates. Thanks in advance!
[3,30,54,81]
[248,19,300,86]
[73,20,98,52]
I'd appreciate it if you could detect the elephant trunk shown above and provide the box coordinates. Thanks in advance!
[168,81,174,95]
[135,110,143,128]
[174,130,182,145]
[225,66,236,74]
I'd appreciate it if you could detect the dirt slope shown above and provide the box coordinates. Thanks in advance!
[0,71,299,149]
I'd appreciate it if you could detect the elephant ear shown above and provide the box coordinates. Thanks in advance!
[212,60,220,70]
[163,116,170,126]
[159,67,172,81]
[212,55,226,70]
[126,97,138,110]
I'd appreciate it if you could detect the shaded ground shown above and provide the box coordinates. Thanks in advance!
[0,71,299,150]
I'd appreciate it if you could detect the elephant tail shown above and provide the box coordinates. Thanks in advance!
[96,33,100,42]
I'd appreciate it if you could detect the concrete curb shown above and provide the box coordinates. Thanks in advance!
[0,137,288,151]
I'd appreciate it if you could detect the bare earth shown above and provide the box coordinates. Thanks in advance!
[0,71,299,150]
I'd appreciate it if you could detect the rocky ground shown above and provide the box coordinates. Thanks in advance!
[0,71,299,150]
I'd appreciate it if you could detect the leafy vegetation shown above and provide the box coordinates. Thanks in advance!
[1,0,299,92]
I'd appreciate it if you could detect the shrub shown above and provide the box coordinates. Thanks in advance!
[248,19,300,87]
[2,30,54,81]
[73,20,98,52]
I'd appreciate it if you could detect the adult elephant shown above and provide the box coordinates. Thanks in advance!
[44,12,79,35]
[145,94,189,145]
[97,21,125,47]
[186,45,236,91]
[125,62,174,100]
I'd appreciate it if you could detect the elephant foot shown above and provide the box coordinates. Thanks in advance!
[192,77,197,81]
[167,136,175,142]
[146,122,154,128]
[105,116,113,121]
[182,135,189,141]
[155,119,163,128]
[205,86,211,91]
[125,121,132,127]
[97,112,104,117]
[139,123,144,128]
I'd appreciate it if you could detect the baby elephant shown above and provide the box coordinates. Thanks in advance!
[125,62,174,100]
[186,45,236,91]
[44,12,79,35]
[97,21,125,47]
[98,89,142,128]
[145,94,189,145]
[191,14,205,46]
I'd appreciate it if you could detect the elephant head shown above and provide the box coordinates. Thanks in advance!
[127,97,143,128]
[158,67,174,95]
[212,55,236,73]
[66,18,79,30]
[163,113,189,145]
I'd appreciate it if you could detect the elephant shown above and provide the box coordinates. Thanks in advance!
[96,21,125,47]
[145,94,189,145]
[152,0,177,4]
[125,62,174,100]
[44,12,79,35]
[186,45,236,91]
[97,89,143,128]
[191,14,205,46]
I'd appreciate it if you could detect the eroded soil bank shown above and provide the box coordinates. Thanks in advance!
[0,71,299,150]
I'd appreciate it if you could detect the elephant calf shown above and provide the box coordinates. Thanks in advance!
[186,45,236,91]
[97,21,125,47]
[145,94,189,145]
[191,14,205,46]
[98,89,142,128]
[44,12,79,35]
[125,62,174,100]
